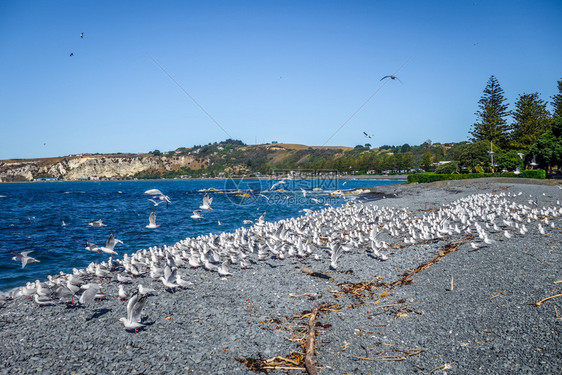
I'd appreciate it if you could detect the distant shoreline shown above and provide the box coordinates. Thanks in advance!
[0,174,409,184]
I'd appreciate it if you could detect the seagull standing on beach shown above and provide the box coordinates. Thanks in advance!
[119,291,149,332]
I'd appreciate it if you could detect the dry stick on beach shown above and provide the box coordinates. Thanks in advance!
[304,305,320,375]
[528,293,562,306]
[391,239,467,289]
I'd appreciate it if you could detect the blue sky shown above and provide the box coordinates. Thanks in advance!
[1,0,561,159]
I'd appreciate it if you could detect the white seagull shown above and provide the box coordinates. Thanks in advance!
[11,251,40,268]
[199,193,213,211]
[119,291,149,332]
[191,210,203,220]
[99,233,121,256]
[146,211,160,228]
[88,219,107,227]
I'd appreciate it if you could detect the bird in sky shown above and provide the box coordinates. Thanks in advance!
[363,132,372,139]
[11,251,40,268]
[199,193,213,211]
[80,32,84,38]
[380,75,402,83]
[191,210,203,220]
[146,211,159,229]
[69,52,74,57]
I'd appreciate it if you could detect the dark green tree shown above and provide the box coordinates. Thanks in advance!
[529,117,562,173]
[470,75,510,147]
[420,150,433,171]
[552,78,562,118]
[510,92,551,149]
[458,140,492,172]
[495,150,525,171]
[435,161,459,174]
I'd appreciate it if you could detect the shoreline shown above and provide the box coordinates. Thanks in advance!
[0,174,409,184]
[1,179,560,374]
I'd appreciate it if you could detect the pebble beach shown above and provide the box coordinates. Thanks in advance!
[1,178,561,375]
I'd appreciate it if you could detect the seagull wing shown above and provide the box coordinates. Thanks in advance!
[144,189,163,196]
[126,291,140,321]
[163,265,172,282]
[79,284,99,305]
[106,233,115,250]
[149,211,157,226]
[130,294,148,323]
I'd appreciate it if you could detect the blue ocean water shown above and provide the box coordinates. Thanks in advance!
[0,178,403,291]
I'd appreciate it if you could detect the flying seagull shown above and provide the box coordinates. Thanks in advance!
[80,32,84,38]
[146,211,160,229]
[199,193,213,211]
[11,251,40,268]
[380,75,402,83]
[363,132,372,139]
[69,52,74,57]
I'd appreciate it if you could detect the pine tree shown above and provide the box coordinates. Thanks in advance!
[470,75,510,147]
[510,92,551,149]
[552,78,562,118]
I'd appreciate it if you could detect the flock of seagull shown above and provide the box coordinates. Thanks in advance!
[5,185,561,332]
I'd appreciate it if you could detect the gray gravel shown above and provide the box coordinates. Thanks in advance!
[0,179,560,374]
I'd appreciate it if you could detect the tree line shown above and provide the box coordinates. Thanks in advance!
[467,75,561,174]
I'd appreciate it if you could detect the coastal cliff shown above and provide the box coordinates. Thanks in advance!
[0,154,206,182]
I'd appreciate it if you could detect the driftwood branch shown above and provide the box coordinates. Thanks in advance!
[304,305,320,375]
[301,268,331,280]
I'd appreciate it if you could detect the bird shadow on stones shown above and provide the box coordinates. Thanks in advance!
[85,307,112,322]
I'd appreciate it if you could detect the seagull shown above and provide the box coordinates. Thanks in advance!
[99,233,120,256]
[191,210,203,220]
[11,251,40,268]
[218,260,232,277]
[270,180,286,190]
[80,32,84,38]
[176,274,193,288]
[118,285,128,301]
[117,273,133,284]
[138,284,155,296]
[160,266,179,292]
[148,199,164,207]
[34,294,54,306]
[79,284,101,305]
[329,241,343,270]
[144,188,164,196]
[255,212,266,227]
[85,242,100,254]
[69,52,74,57]
[88,219,106,227]
[199,193,213,211]
[146,211,159,229]
[363,132,372,139]
[144,189,171,208]
[119,291,149,332]
[380,75,402,83]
